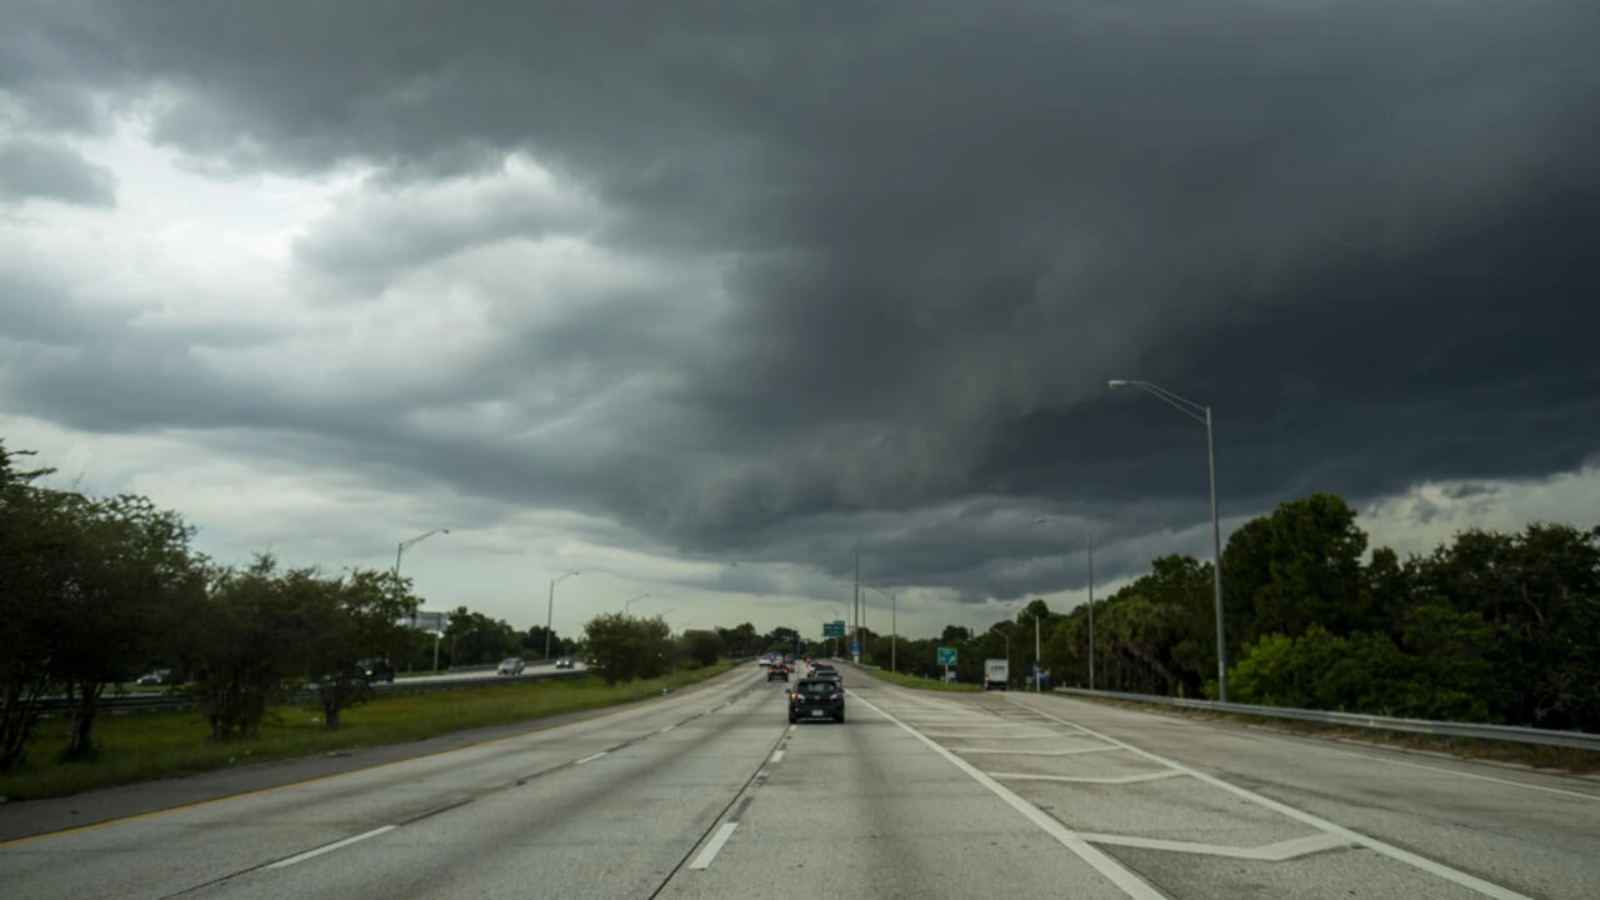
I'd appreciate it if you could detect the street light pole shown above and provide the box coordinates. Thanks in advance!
[394,529,448,671]
[1037,519,1096,690]
[394,529,450,608]
[623,593,650,614]
[1001,630,1011,690]
[861,584,898,673]
[545,571,579,661]
[853,550,861,663]
[1110,379,1228,702]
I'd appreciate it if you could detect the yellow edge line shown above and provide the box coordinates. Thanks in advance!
[0,664,748,850]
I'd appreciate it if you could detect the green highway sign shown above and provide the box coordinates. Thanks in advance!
[823,620,846,637]
[937,647,958,666]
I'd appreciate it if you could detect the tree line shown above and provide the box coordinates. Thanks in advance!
[871,493,1598,733]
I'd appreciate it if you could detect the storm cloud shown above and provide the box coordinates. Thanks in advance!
[2,0,1597,609]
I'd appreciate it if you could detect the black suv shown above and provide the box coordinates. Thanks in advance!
[789,678,845,723]
[767,664,789,682]
[356,658,396,684]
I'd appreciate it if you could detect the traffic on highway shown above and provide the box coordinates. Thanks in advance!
[3,661,1595,899]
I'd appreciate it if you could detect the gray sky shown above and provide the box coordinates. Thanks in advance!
[3,1,1597,641]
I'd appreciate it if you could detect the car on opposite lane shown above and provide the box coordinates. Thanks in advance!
[497,657,526,675]
[789,678,845,723]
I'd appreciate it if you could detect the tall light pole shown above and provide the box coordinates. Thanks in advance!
[853,550,861,663]
[861,584,897,673]
[545,571,579,661]
[623,593,650,614]
[1000,630,1011,690]
[394,529,448,670]
[394,529,450,602]
[1023,610,1041,693]
[1110,378,1228,702]
[1037,519,1096,690]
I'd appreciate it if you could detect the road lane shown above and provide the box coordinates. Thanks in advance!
[839,673,1600,900]
[0,666,766,899]
[188,680,787,899]
[5,662,1597,899]
[655,685,1148,900]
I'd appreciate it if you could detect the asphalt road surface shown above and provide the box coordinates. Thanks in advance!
[2,663,1596,899]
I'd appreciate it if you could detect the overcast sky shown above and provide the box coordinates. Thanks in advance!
[3,1,1597,643]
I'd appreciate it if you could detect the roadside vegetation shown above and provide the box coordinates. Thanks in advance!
[862,669,981,693]
[853,493,1598,735]
[0,663,733,801]
[1078,695,1600,776]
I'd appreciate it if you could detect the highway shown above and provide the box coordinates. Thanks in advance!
[2,663,1596,899]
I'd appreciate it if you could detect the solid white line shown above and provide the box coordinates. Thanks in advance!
[989,770,1182,785]
[688,822,739,870]
[1013,699,1534,900]
[575,751,607,765]
[770,750,785,764]
[851,694,1162,900]
[264,826,397,870]
[1080,831,1352,861]
[660,725,677,733]
[1245,733,1600,803]
[955,746,1123,757]
[922,731,1062,740]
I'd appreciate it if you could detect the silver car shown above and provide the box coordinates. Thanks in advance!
[497,657,526,675]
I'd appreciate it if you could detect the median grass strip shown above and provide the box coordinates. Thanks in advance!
[864,669,983,693]
[0,661,734,802]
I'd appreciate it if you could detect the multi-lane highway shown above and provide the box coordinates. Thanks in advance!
[2,662,1596,898]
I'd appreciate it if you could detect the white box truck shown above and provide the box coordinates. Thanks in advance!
[984,658,1009,691]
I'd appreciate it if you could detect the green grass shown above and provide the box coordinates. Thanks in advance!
[0,661,734,802]
[863,669,983,692]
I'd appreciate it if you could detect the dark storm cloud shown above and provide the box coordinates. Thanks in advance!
[6,0,1600,602]
[0,137,115,206]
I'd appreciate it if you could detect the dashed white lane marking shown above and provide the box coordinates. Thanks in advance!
[851,693,1163,900]
[770,750,785,764]
[1080,832,1353,861]
[989,770,1183,785]
[575,751,608,765]
[660,725,677,733]
[1013,699,1535,900]
[688,822,739,870]
[264,826,397,870]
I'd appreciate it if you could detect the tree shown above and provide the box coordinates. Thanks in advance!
[583,613,673,685]
[0,444,63,771]
[47,494,205,759]
[304,568,417,731]
[718,623,759,657]
[523,625,570,660]
[445,607,520,666]
[1224,493,1369,645]
[179,557,315,741]
[679,629,725,667]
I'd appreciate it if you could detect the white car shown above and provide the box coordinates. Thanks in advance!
[497,658,526,675]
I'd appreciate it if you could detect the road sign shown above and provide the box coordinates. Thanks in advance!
[937,647,957,666]
[851,643,861,656]
[823,620,845,637]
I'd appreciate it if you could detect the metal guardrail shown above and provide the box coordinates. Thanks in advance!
[1055,687,1600,751]
[29,668,593,716]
